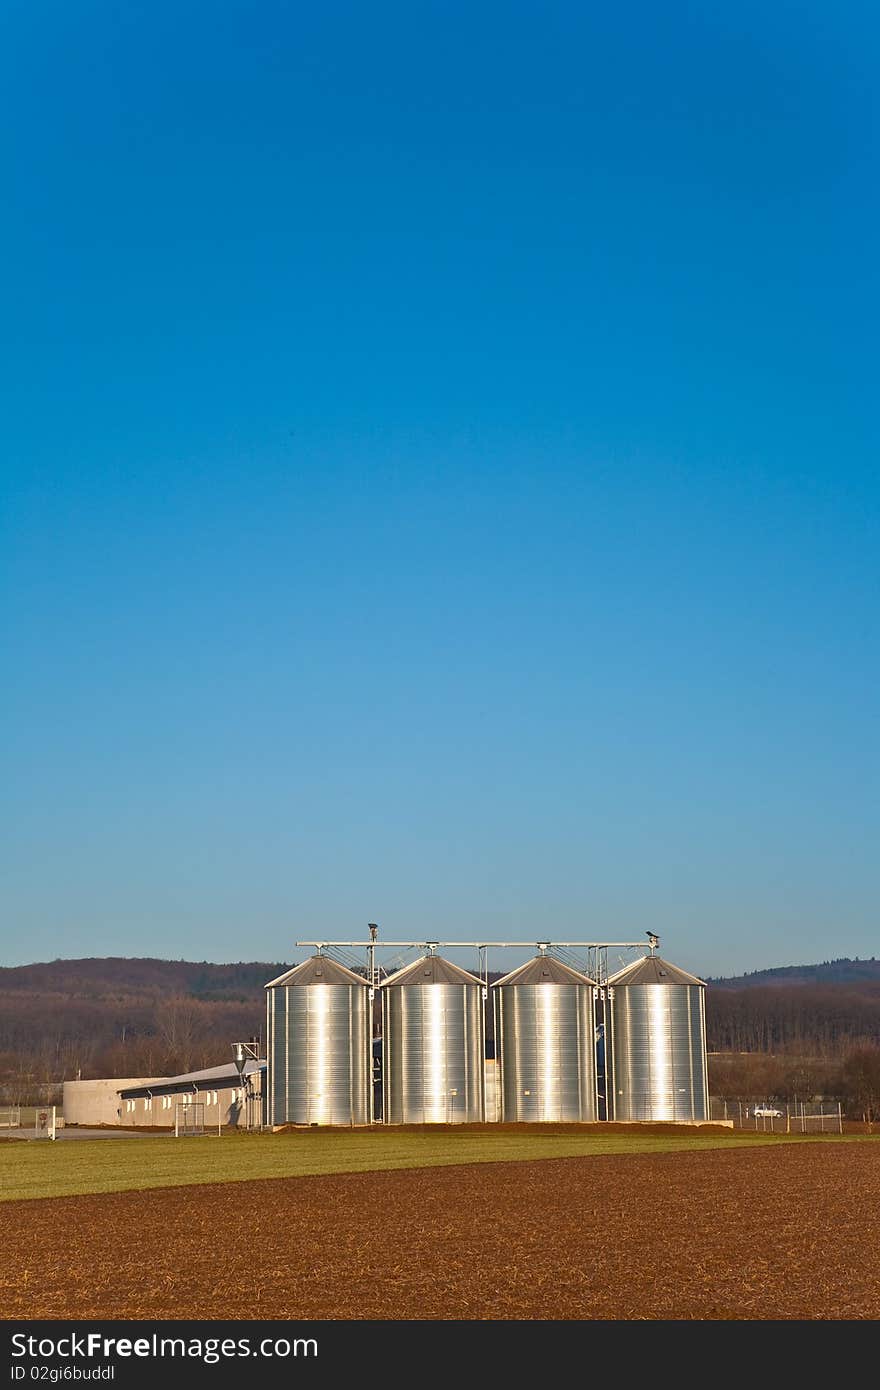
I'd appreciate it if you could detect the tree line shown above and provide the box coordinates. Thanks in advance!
[705,983,880,1054]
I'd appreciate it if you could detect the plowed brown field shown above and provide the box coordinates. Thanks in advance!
[3,1142,879,1320]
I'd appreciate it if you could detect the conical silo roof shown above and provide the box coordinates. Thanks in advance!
[264,955,370,989]
[492,955,597,988]
[605,955,706,987]
[380,954,483,988]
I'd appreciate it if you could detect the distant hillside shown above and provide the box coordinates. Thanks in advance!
[705,958,880,989]
[0,956,290,1090]
[6,951,877,998]
[0,956,288,1001]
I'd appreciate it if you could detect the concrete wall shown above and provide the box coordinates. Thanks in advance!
[63,1077,169,1127]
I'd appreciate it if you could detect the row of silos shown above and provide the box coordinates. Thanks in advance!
[265,951,709,1127]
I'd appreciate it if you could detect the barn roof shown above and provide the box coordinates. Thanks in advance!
[117,1058,265,1099]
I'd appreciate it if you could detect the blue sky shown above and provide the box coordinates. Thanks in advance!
[2,2,877,978]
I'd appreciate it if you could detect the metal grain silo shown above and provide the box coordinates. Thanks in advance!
[604,955,709,1122]
[265,955,371,1126]
[381,955,485,1124]
[493,956,598,1122]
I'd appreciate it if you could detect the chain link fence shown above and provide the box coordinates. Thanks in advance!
[711,1097,843,1132]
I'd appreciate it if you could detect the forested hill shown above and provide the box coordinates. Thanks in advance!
[0,956,287,1000]
[702,958,880,1054]
[705,958,880,989]
[0,957,289,1082]
[4,952,878,996]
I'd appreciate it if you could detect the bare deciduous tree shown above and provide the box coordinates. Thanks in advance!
[841,1046,880,1132]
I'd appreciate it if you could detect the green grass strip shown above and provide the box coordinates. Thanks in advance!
[2,1128,876,1204]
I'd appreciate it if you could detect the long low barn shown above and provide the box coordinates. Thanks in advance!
[63,1059,265,1129]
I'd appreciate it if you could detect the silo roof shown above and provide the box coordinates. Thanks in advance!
[492,955,597,988]
[380,955,483,988]
[264,955,369,989]
[605,955,707,988]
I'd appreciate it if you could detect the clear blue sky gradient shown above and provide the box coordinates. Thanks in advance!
[2,3,877,977]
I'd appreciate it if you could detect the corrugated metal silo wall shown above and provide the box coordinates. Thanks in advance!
[494,983,598,1122]
[606,983,709,1121]
[382,983,485,1123]
[267,984,371,1125]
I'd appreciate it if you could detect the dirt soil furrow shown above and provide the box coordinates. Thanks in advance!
[2,1144,879,1320]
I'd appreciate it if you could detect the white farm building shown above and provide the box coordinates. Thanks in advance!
[63,1058,265,1130]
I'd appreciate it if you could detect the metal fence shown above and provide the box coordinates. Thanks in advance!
[174,1101,210,1137]
[0,1105,64,1136]
[710,1097,843,1133]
